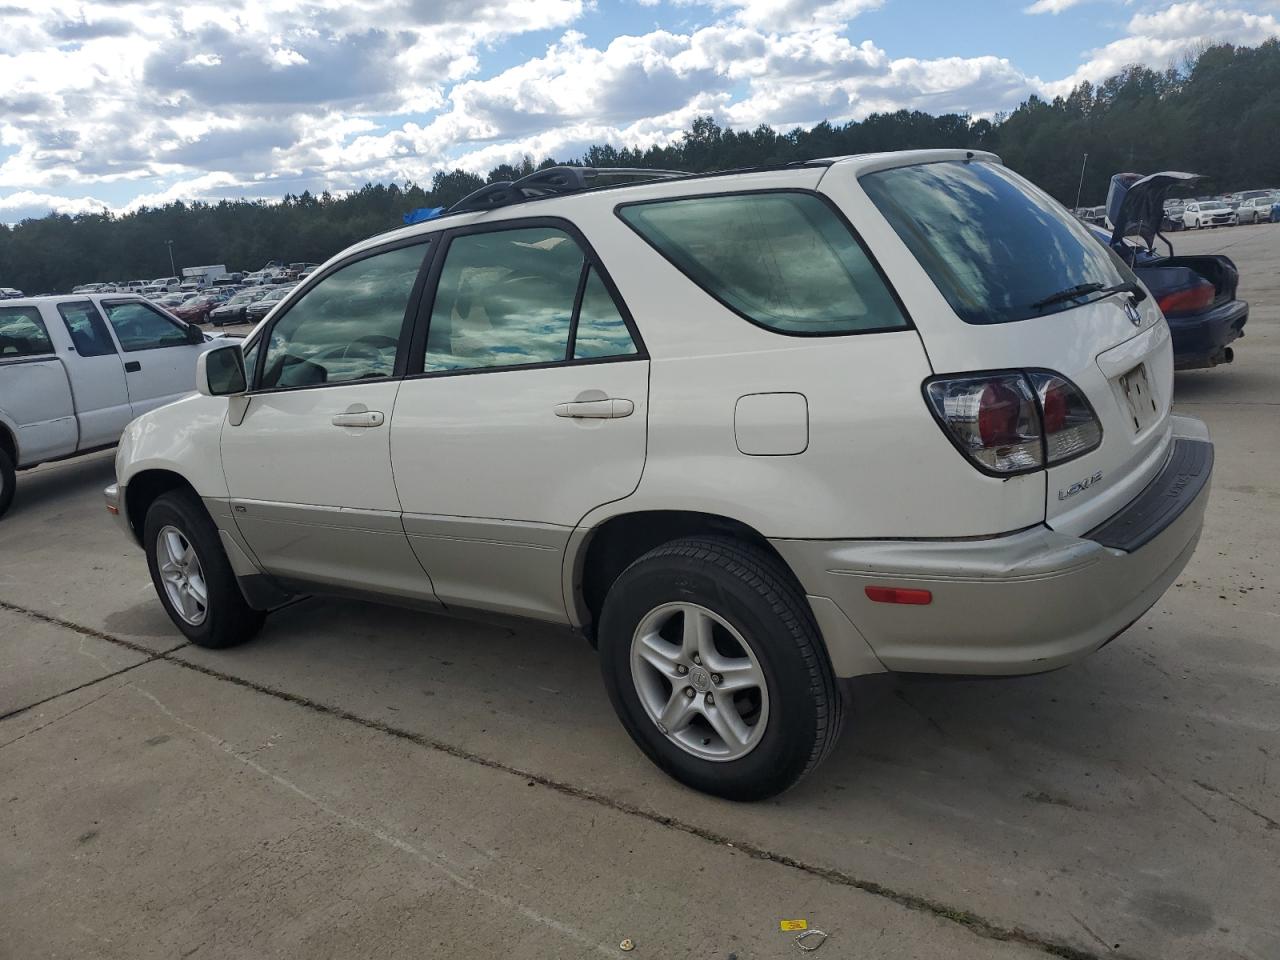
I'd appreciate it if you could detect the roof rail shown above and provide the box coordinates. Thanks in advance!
[447,166,690,214]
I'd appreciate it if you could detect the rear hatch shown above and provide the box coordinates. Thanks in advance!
[856,157,1174,537]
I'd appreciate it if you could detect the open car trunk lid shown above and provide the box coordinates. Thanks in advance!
[854,156,1176,537]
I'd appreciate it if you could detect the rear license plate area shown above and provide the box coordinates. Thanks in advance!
[1119,364,1158,433]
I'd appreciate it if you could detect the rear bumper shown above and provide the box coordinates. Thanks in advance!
[1169,300,1247,369]
[773,418,1212,678]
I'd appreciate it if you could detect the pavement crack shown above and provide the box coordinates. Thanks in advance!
[0,598,1123,960]
[129,683,616,957]
[1145,767,1219,826]
[1192,779,1280,830]
[0,684,126,750]
[1067,912,1112,952]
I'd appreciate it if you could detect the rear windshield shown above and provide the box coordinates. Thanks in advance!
[618,192,907,335]
[861,160,1133,325]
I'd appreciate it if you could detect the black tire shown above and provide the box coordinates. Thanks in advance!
[598,536,844,801]
[0,446,15,519]
[143,489,264,648]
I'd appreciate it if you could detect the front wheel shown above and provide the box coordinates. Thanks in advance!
[144,490,264,648]
[598,536,844,800]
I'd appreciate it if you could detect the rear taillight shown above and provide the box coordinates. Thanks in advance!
[1029,372,1102,464]
[1157,279,1214,317]
[925,371,1102,476]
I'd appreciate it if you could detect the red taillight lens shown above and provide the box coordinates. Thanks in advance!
[1157,280,1214,317]
[1028,372,1103,464]
[977,381,1023,446]
[926,371,1102,475]
[926,374,1042,475]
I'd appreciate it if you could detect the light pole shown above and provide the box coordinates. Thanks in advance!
[1074,152,1089,212]
[165,240,176,277]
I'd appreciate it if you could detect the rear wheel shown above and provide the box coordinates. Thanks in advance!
[598,536,844,800]
[144,490,264,648]
[0,446,15,519]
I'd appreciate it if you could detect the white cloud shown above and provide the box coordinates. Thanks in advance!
[0,190,110,220]
[1048,2,1280,93]
[3,0,1278,214]
[1024,0,1088,14]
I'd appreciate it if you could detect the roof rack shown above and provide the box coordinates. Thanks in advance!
[447,166,690,214]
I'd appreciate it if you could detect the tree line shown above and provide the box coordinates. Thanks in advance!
[2,40,1277,294]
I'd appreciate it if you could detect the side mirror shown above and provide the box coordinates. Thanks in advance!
[197,343,247,397]
[186,323,204,344]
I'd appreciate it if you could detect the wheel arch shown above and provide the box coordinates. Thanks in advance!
[124,468,200,545]
[565,508,806,641]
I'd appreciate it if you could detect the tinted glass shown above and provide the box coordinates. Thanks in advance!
[58,301,117,357]
[620,192,906,334]
[261,242,425,389]
[574,267,637,359]
[424,227,582,372]
[101,301,190,351]
[0,306,54,357]
[861,161,1133,325]
[205,345,246,395]
[242,336,262,385]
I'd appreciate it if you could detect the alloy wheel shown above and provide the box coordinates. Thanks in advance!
[630,602,770,762]
[157,525,209,626]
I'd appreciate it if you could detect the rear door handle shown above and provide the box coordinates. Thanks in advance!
[124,361,141,373]
[554,398,634,419]
[332,410,385,428]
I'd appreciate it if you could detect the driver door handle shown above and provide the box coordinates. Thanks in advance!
[332,410,384,428]
[554,398,634,419]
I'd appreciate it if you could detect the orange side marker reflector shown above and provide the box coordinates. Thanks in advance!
[105,504,119,515]
[865,585,932,605]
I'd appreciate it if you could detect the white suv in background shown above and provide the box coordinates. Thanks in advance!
[106,152,1213,799]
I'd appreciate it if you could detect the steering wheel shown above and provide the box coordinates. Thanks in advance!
[340,334,398,362]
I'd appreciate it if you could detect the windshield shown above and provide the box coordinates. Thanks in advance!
[1240,191,1270,200]
[861,160,1133,325]
[1201,201,1227,210]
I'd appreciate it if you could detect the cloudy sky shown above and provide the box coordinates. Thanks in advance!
[2,0,1278,221]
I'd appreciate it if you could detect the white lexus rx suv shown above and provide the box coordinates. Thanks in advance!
[106,151,1213,799]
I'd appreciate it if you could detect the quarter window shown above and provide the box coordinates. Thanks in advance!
[101,301,191,351]
[574,268,638,360]
[260,242,427,389]
[619,192,907,335]
[423,226,637,373]
[0,306,54,357]
[58,302,117,357]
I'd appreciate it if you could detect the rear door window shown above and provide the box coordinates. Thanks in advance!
[0,306,55,357]
[421,226,638,373]
[618,191,906,335]
[861,160,1136,325]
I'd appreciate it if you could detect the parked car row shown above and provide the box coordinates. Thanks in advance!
[59,259,322,302]
[1163,188,1279,230]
